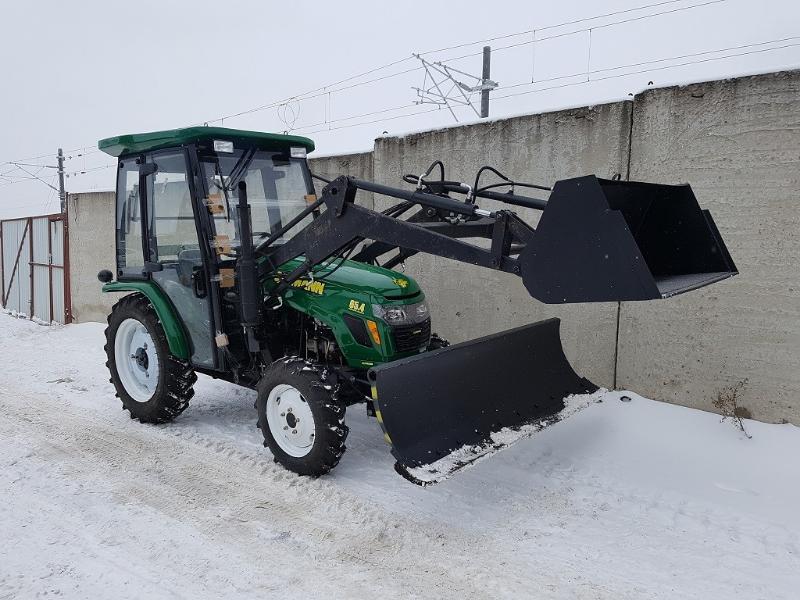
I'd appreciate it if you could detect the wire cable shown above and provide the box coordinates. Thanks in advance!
[439,0,728,63]
[491,39,800,103]
[0,0,775,170]
[0,0,731,164]
[417,0,708,56]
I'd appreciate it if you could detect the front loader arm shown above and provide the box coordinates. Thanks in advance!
[351,216,496,264]
[258,176,534,296]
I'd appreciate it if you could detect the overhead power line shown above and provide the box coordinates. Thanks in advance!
[492,39,800,100]
[0,0,731,166]
[0,0,775,172]
[202,0,728,126]
[417,0,711,56]
[0,145,96,168]
[65,163,116,178]
[4,32,795,186]
[288,36,799,136]
[438,0,728,63]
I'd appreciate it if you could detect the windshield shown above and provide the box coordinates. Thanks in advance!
[201,149,315,255]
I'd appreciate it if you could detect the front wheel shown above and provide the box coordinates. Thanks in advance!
[256,358,348,476]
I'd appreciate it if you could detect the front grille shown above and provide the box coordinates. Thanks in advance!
[392,318,431,353]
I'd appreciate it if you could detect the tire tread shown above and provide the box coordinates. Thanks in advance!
[104,293,195,424]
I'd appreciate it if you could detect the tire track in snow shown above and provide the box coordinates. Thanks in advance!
[0,391,543,599]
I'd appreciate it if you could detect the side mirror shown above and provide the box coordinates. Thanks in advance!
[97,269,113,283]
[139,162,158,176]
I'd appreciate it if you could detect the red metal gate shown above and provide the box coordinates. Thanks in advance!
[1,213,71,324]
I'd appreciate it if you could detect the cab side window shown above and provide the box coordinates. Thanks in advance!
[148,152,198,263]
[116,159,144,275]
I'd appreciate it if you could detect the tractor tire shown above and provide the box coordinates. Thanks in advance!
[104,293,196,424]
[256,357,349,477]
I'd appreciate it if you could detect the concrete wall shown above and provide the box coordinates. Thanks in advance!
[371,103,633,388]
[67,192,117,323]
[309,151,374,209]
[619,71,800,423]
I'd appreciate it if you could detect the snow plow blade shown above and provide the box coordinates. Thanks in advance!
[368,318,597,485]
[520,176,738,303]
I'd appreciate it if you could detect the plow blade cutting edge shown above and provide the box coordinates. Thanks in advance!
[368,318,598,485]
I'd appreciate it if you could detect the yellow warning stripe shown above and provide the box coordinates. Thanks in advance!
[371,385,391,444]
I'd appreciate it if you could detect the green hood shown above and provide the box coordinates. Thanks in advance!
[269,258,421,302]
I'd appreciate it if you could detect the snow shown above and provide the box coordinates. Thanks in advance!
[1,314,799,599]
[404,392,604,485]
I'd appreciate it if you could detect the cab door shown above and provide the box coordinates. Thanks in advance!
[142,150,216,368]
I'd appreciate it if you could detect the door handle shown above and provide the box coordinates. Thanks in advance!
[192,267,207,298]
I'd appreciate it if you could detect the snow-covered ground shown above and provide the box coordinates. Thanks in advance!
[1,314,798,599]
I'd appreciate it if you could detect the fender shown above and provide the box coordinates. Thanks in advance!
[102,281,191,360]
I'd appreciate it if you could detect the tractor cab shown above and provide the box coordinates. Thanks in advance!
[99,127,318,371]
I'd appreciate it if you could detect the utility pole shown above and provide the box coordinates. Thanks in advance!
[480,46,491,118]
[57,148,66,213]
[412,49,497,122]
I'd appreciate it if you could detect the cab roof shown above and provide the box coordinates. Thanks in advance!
[98,126,315,158]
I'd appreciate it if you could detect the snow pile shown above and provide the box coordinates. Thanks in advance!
[1,314,799,599]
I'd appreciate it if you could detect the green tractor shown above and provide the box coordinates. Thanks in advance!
[97,126,737,484]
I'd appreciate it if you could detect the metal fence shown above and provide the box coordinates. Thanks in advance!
[1,214,71,324]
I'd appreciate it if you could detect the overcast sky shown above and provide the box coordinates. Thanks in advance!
[1,0,798,218]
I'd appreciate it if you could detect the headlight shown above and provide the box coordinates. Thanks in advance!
[376,306,408,324]
[414,302,429,320]
[372,301,429,325]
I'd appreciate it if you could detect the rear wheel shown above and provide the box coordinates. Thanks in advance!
[256,358,348,476]
[105,294,196,423]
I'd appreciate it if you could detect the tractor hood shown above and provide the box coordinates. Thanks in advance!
[266,257,421,302]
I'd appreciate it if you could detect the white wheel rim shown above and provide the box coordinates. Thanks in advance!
[114,318,160,402]
[266,384,316,457]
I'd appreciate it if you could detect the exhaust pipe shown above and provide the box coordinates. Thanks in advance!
[237,181,262,353]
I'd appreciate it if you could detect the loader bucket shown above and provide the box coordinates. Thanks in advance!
[368,318,597,485]
[519,176,737,303]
